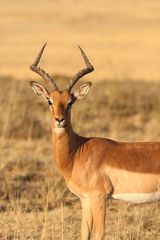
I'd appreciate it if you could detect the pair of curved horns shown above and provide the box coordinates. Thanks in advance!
[30,43,94,92]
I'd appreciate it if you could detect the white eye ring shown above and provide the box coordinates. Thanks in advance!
[68,99,73,106]
[68,97,76,107]
[47,99,53,105]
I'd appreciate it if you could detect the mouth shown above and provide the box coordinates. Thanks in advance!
[55,122,66,128]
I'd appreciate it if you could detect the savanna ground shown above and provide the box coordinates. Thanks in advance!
[1,0,160,239]
[0,76,160,239]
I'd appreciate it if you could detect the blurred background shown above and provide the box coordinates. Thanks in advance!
[1,0,160,81]
[0,1,160,239]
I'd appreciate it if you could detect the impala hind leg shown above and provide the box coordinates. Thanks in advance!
[91,197,106,240]
[81,198,93,240]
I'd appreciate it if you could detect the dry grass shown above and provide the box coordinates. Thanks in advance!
[1,0,160,81]
[1,0,160,238]
[0,76,160,239]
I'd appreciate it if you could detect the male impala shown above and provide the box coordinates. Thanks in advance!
[30,44,160,240]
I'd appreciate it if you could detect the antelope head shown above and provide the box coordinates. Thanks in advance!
[29,43,94,129]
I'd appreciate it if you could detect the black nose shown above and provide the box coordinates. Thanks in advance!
[55,117,65,123]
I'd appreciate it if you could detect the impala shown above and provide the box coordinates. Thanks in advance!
[30,44,160,240]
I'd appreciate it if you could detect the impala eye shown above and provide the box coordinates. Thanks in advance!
[68,100,73,107]
[47,99,53,105]
[68,97,76,107]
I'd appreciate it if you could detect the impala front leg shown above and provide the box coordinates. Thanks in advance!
[81,198,93,240]
[91,196,106,240]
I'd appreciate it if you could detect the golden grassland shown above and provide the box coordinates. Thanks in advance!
[1,0,160,81]
[1,0,160,238]
[0,76,160,239]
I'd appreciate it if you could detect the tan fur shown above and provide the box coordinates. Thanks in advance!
[30,75,160,240]
[45,90,160,240]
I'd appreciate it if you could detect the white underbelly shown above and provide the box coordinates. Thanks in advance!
[111,192,160,203]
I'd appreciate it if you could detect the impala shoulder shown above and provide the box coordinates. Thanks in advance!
[85,137,119,149]
[78,137,119,160]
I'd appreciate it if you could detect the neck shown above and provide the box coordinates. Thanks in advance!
[52,122,79,179]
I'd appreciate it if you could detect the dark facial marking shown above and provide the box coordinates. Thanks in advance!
[48,99,53,105]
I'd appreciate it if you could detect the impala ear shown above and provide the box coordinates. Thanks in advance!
[73,82,92,100]
[30,81,50,100]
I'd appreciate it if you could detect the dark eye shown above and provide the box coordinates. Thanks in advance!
[48,99,53,105]
[68,98,75,107]
[68,97,76,107]
[68,100,73,107]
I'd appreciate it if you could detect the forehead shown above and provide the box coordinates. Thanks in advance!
[50,90,71,103]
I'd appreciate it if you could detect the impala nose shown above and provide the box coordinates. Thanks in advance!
[55,117,65,123]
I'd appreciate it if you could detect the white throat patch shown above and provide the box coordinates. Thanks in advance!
[54,128,65,134]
